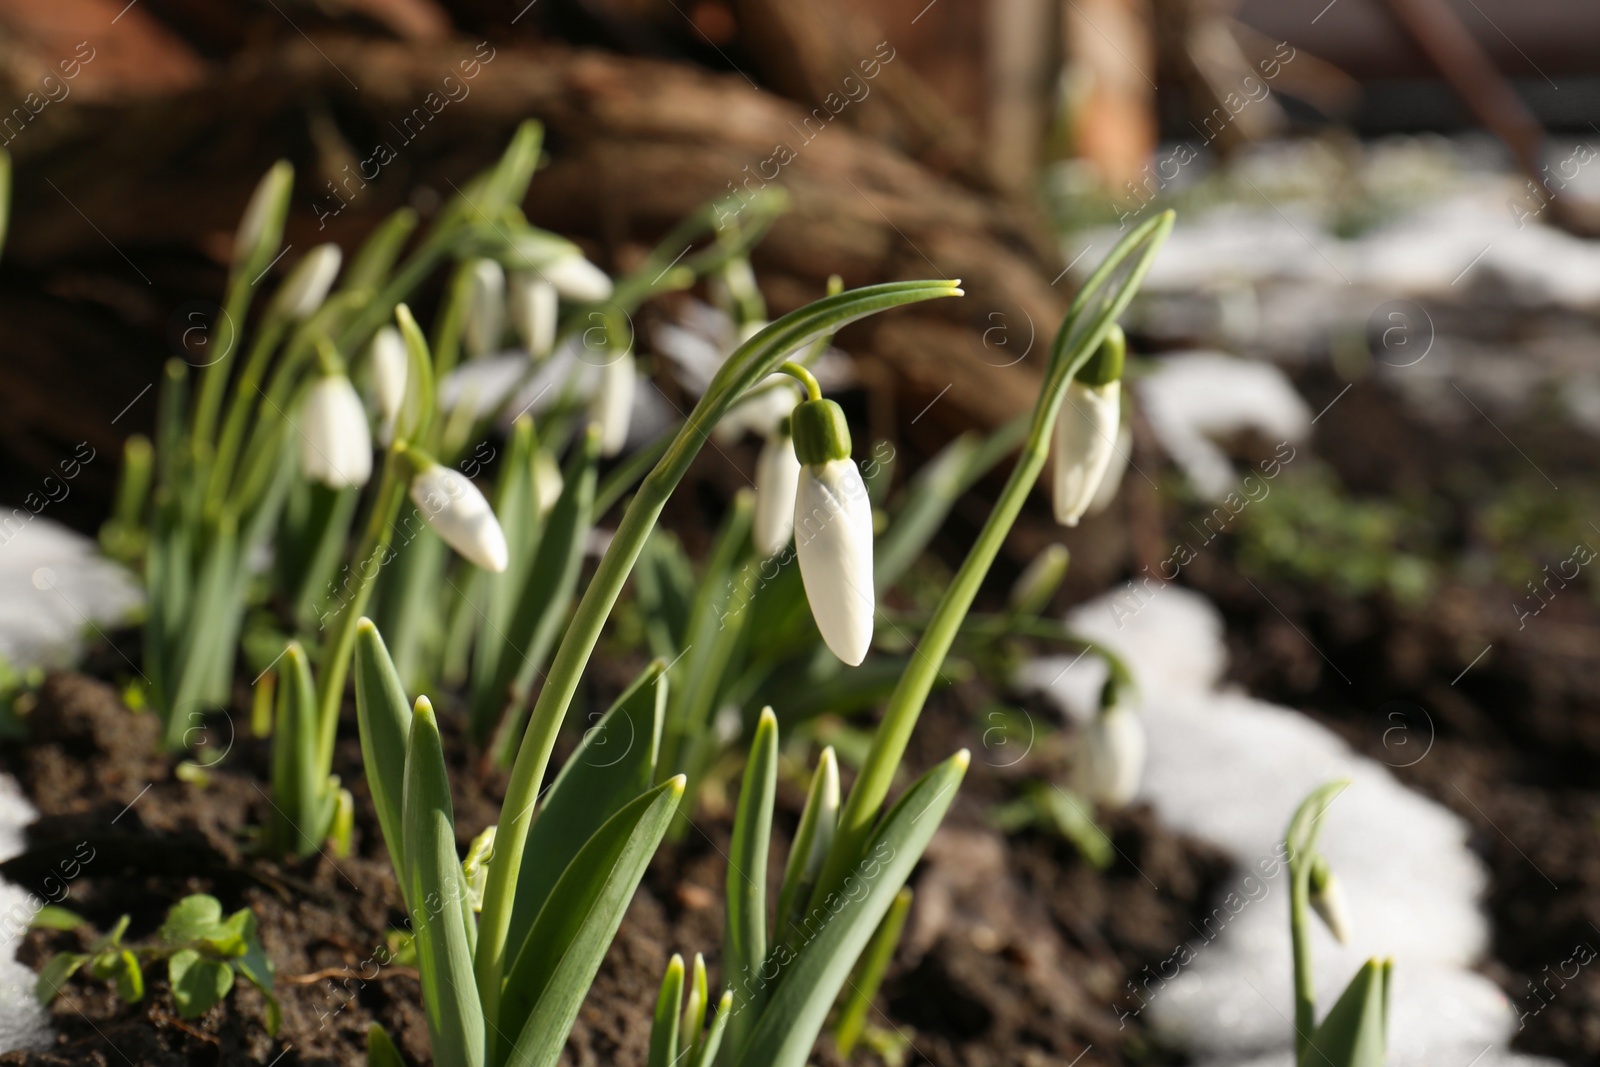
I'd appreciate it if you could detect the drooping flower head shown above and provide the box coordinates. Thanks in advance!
[1053,324,1125,527]
[791,395,874,666]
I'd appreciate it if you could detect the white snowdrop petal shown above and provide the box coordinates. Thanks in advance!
[275,244,343,321]
[369,326,408,443]
[1079,703,1145,808]
[1312,874,1353,945]
[590,351,636,457]
[299,375,372,488]
[753,431,801,557]
[464,258,507,360]
[1052,379,1120,527]
[509,273,559,358]
[545,254,613,303]
[794,458,874,666]
[409,466,509,572]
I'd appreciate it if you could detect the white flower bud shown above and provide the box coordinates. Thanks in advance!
[368,326,407,445]
[1310,860,1353,945]
[272,244,342,322]
[1052,379,1120,527]
[544,253,613,303]
[234,161,292,271]
[794,458,874,666]
[1078,702,1144,808]
[299,373,372,488]
[508,272,558,359]
[463,258,506,360]
[753,425,802,557]
[409,464,508,572]
[589,350,636,458]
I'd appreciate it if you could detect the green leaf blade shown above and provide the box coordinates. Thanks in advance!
[498,776,686,1067]
[403,697,485,1067]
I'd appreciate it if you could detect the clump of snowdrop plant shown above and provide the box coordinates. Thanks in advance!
[1286,782,1392,1067]
[88,115,1200,1066]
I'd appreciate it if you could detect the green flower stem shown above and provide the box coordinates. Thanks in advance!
[472,279,963,1030]
[777,362,821,401]
[1286,780,1349,1065]
[191,271,257,455]
[205,315,289,504]
[312,445,410,770]
[813,210,1174,905]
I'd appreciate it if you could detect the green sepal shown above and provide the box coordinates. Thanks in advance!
[790,398,852,465]
[1074,322,1125,386]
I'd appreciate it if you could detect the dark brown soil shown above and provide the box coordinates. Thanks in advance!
[0,661,1230,1066]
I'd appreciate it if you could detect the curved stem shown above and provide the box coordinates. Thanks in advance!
[472,280,962,1030]
[812,210,1174,906]
[312,446,408,770]
[778,361,821,401]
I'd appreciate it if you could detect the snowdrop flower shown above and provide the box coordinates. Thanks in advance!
[544,252,613,303]
[508,271,558,359]
[1053,324,1125,527]
[590,351,636,457]
[463,258,506,360]
[368,326,407,445]
[1078,700,1144,808]
[408,459,508,572]
[1309,855,1352,944]
[792,393,874,665]
[299,372,372,488]
[753,416,802,557]
[234,161,292,272]
[271,244,342,322]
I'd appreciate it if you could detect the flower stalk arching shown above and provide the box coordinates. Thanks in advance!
[311,303,436,768]
[811,209,1174,907]
[472,278,964,1030]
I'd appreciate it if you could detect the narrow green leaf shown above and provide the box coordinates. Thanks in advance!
[648,954,685,1067]
[498,776,686,1067]
[355,618,415,886]
[342,207,420,296]
[168,950,233,1018]
[775,747,838,940]
[833,886,912,1054]
[635,529,696,660]
[1304,958,1392,1067]
[505,660,666,957]
[269,642,325,858]
[742,750,969,1067]
[479,425,601,756]
[403,697,485,1067]
[723,708,778,1056]
[34,953,87,1004]
[683,953,709,1063]
[691,991,734,1067]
